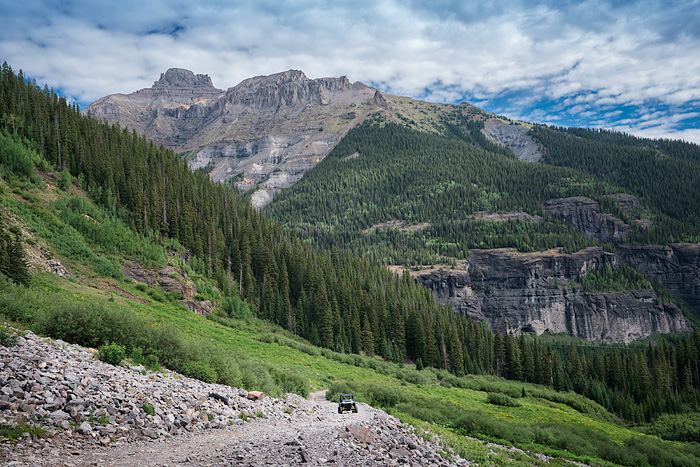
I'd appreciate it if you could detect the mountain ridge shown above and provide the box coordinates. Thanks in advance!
[84,68,481,208]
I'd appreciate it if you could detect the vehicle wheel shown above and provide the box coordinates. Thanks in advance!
[352,407,358,413]
[338,407,342,414]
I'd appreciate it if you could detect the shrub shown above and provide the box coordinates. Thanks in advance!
[0,132,35,179]
[142,400,154,416]
[0,325,18,347]
[486,392,521,407]
[327,381,354,402]
[144,354,160,372]
[644,412,700,442]
[0,420,45,440]
[98,342,126,366]
[271,367,309,398]
[147,287,167,303]
[130,347,144,364]
[454,411,534,445]
[34,296,143,351]
[180,361,218,383]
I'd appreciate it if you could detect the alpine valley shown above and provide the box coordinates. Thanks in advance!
[87,67,700,345]
[3,62,700,466]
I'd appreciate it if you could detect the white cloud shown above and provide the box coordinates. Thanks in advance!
[0,0,698,142]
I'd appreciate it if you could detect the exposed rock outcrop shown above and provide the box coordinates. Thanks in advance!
[222,70,352,109]
[85,69,381,208]
[181,299,213,317]
[417,247,693,343]
[121,260,216,314]
[544,196,633,243]
[481,118,542,162]
[152,68,217,90]
[619,243,700,316]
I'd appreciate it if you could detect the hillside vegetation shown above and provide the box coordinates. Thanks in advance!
[268,119,700,268]
[3,62,700,465]
[267,120,604,265]
[531,125,700,238]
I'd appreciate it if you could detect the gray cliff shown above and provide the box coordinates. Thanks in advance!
[417,247,693,343]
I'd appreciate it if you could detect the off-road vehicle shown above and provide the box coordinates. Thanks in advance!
[338,393,358,413]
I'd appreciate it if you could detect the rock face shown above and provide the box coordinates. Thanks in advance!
[417,247,693,343]
[122,260,195,297]
[544,197,633,243]
[619,243,700,316]
[481,118,542,162]
[152,68,217,90]
[85,69,384,208]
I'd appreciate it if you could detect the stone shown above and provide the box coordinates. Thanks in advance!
[247,391,264,401]
[78,421,92,435]
[346,425,374,444]
[50,410,70,421]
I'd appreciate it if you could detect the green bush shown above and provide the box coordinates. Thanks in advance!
[454,411,534,445]
[147,287,167,303]
[34,296,143,351]
[644,412,700,442]
[271,367,309,398]
[0,420,45,440]
[142,400,154,416]
[130,347,144,364]
[144,354,160,372]
[486,392,521,407]
[0,324,18,347]
[180,361,218,383]
[327,382,354,402]
[98,342,127,366]
[0,132,35,179]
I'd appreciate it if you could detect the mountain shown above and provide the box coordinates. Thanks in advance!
[266,121,700,342]
[85,67,700,345]
[85,68,468,208]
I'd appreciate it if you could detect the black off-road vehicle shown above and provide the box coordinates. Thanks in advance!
[338,393,358,413]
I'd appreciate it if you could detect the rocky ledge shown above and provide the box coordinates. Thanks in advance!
[0,328,470,466]
[418,246,693,343]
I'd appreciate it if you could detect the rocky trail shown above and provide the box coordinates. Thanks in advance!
[1,328,469,466]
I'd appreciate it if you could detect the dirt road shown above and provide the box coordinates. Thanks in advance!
[35,391,441,467]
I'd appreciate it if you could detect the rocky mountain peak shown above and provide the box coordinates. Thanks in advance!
[224,69,352,109]
[153,68,216,89]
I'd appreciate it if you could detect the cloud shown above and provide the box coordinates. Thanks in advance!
[0,0,698,142]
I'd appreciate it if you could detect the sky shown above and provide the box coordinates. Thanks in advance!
[1,0,699,143]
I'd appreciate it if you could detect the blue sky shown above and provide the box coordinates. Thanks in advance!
[1,0,699,143]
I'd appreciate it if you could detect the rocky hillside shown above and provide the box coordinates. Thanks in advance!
[0,328,470,466]
[85,69,467,208]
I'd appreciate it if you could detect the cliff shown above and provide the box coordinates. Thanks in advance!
[544,197,633,243]
[417,247,693,343]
